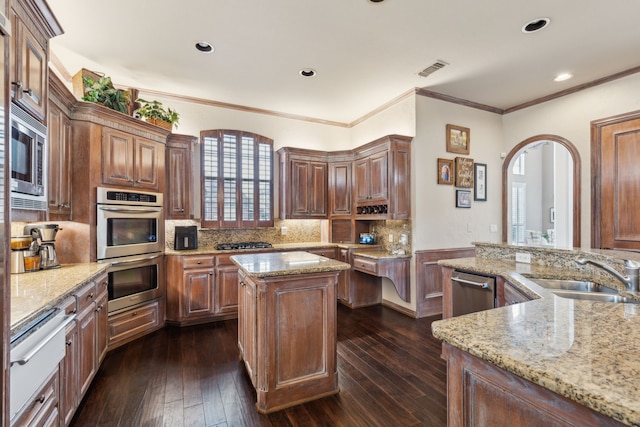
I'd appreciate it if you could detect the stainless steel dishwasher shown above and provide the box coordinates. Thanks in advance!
[451,270,496,317]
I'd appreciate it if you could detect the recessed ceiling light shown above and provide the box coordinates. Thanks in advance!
[299,69,317,78]
[195,41,214,53]
[522,18,550,33]
[369,0,385,3]
[554,72,573,82]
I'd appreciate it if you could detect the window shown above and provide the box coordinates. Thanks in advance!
[201,130,273,228]
[512,153,526,175]
[511,183,526,244]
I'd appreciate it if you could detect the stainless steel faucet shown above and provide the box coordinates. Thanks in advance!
[575,257,640,293]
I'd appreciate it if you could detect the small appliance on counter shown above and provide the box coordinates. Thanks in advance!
[359,233,375,244]
[10,235,32,274]
[174,226,198,250]
[24,224,62,269]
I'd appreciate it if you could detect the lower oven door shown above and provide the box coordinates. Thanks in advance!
[106,253,164,312]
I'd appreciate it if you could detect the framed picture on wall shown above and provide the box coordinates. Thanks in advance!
[437,158,454,185]
[456,190,471,208]
[474,163,487,201]
[446,124,470,154]
[454,157,474,188]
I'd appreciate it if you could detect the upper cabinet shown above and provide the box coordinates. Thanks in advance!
[278,147,328,219]
[328,151,353,218]
[354,135,411,220]
[10,0,63,123]
[165,134,196,220]
[102,127,163,191]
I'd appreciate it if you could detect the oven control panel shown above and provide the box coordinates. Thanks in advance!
[97,187,163,206]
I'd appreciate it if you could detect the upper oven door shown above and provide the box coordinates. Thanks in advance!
[96,204,164,260]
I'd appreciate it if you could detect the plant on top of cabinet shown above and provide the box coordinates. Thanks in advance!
[81,76,131,114]
[135,99,180,130]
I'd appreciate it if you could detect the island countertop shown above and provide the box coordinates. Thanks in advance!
[432,256,640,426]
[230,251,350,278]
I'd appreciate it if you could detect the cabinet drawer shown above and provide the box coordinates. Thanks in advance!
[215,254,236,267]
[352,256,378,274]
[109,300,161,346]
[57,295,77,316]
[75,282,97,312]
[11,369,59,427]
[182,256,214,269]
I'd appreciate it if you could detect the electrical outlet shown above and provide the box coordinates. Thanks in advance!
[515,252,531,263]
[490,224,498,233]
[280,226,288,235]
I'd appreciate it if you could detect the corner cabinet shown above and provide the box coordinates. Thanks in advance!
[278,147,328,219]
[354,135,411,220]
[166,134,196,219]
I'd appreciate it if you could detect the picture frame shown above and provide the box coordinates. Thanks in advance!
[437,158,454,185]
[474,163,487,201]
[456,190,471,208]
[454,157,474,188]
[446,124,470,155]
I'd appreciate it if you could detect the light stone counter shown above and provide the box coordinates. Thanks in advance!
[433,254,640,426]
[230,251,350,278]
[164,241,376,256]
[11,263,109,336]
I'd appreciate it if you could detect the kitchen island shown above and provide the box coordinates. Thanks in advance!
[432,245,640,427]
[230,251,350,414]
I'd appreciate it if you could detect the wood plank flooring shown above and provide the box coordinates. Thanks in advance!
[70,304,447,427]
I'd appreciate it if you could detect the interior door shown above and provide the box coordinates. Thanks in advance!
[592,111,640,249]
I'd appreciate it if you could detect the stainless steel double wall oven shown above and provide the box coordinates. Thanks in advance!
[96,187,164,312]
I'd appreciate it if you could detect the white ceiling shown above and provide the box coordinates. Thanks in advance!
[46,0,640,124]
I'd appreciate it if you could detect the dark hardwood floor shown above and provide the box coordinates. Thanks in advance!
[70,304,447,427]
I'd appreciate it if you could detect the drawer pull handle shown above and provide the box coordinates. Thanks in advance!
[88,293,94,299]
[132,312,138,316]
[35,395,45,404]
[66,341,72,347]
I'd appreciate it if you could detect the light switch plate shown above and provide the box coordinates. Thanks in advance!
[515,253,531,263]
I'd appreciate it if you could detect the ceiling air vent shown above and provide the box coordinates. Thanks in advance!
[418,60,448,78]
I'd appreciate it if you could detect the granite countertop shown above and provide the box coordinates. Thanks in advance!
[230,251,350,278]
[432,256,640,426]
[351,248,412,260]
[164,241,370,256]
[11,263,110,336]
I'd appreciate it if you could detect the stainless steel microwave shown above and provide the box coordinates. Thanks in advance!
[10,103,47,211]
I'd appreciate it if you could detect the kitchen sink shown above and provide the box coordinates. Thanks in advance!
[527,277,640,304]
[527,278,618,294]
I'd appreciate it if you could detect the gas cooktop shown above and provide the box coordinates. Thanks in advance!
[215,241,273,250]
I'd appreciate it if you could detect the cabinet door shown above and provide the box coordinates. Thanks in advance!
[60,320,79,427]
[329,162,352,216]
[48,103,72,216]
[134,138,161,190]
[309,162,327,216]
[337,249,350,302]
[77,301,97,397]
[13,17,47,121]
[290,160,327,218]
[239,274,257,387]
[354,158,370,203]
[102,128,135,186]
[368,150,388,202]
[215,266,239,315]
[96,289,109,364]
[166,143,191,219]
[183,268,214,317]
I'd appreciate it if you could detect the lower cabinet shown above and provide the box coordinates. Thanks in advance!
[60,314,79,426]
[497,278,532,306]
[442,342,625,426]
[338,248,382,308]
[215,255,240,315]
[166,255,217,325]
[237,270,257,386]
[11,370,59,427]
[108,299,163,350]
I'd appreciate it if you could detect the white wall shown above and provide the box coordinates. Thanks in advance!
[502,73,640,247]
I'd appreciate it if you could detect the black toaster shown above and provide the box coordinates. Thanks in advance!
[174,226,198,250]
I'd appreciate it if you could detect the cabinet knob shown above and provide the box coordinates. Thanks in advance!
[240,281,246,287]
[132,311,138,316]
[197,261,202,264]
[22,88,33,96]
[11,81,22,88]
[65,341,72,347]
[88,293,94,299]
[35,395,45,404]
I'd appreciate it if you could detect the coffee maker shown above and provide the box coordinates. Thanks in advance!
[24,224,62,269]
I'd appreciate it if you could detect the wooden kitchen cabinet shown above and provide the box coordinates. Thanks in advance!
[102,127,163,191]
[165,134,196,219]
[76,274,108,397]
[236,266,340,413]
[337,247,382,308]
[496,277,532,307]
[328,158,352,217]
[278,147,328,219]
[352,253,411,302]
[166,255,216,324]
[442,342,625,427]
[108,298,163,350]
[354,135,411,220]
[47,97,72,217]
[215,254,240,316]
[57,295,78,427]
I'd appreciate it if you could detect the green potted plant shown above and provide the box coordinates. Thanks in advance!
[81,76,131,114]
[135,99,180,130]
